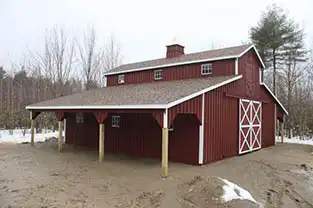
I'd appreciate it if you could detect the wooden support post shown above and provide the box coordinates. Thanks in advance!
[281,122,284,143]
[99,123,105,162]
[162,128,169,177]
[63,118,66,143]
[58,120,63,152]
[30,119,35,146]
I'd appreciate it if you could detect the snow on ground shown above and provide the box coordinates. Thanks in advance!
[276,136,313,146]
[0,129,62,143]
[220,178,256,203]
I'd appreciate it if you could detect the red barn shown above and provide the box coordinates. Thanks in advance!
[26,43,288,177]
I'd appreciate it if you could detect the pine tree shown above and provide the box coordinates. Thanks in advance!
[250,4,304,95]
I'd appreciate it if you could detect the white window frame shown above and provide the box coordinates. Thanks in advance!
[201,63,212,75]
[154,70,163,80]
[118,74,125,84]
[76,112,84,123]
[112,115,120,128]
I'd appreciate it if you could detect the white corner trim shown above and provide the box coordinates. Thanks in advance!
[261,83,288,115]
[238,45,265,68]
[167,75,242,108]
[26,104,167,110]
[163,108,168,128]
[104,55,239,76]
[235,58,238,75]
[198,93,205,164]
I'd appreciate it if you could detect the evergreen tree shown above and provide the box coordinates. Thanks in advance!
[250,4,305,95]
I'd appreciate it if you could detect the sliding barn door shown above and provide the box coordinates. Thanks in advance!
[239,99,262,154]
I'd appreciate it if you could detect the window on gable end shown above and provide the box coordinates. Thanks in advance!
[201,63,212,75]
[154,70,163,80]
[118,74,125,84]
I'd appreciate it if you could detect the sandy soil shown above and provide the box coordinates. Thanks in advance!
[0,141,313,208]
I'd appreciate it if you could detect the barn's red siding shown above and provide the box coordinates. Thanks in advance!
[107,59,235,86]
[202,49,277,164]
[203,83,239,164]
[64,48,281,166]
[262,102,275,147]
[65,111,200,165]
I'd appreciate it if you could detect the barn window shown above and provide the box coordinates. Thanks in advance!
[112,116,120,128]
[154,70,163,80]
[76,112,84,123]
[118,74,125,84]
[201,63,212,75]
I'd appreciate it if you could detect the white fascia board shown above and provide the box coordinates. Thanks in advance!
[238,45,266,68]
[167,75,242,108]
[103,55,238,76]
[260,83,288,115]
[25,104,167,110]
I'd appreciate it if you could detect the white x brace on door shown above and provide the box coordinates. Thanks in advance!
[239,99,262,154]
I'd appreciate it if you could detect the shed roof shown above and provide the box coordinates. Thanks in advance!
[104,44,265,76]
[26,75,242,110]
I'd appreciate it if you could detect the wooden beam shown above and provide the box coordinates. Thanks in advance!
[281,122,284,143]
[63,118,67,143]
[58,121,63,152]
[30,119,35,146]
[99,123,105,162]
[162,128,169,177]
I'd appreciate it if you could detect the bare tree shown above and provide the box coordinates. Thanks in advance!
[76,27,102,90]
[29,27,75,97]
[101,34,122,87]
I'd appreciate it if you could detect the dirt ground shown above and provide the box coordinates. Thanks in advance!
[0,141,313,208]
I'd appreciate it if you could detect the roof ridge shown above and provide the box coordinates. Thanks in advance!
[117,44,251,68]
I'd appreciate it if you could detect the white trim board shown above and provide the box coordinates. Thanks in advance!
[238,45,265,68]
[167,75,242,108]
[26,104,167,110]
[103,44,266,76]
[260,83,288,115]
[104,55,238,76]
[26,75,242,111]
[198,93,205,164]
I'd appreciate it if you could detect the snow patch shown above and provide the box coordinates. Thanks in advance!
[0,129,62,143]
[276,136,313,146]
[220,178,256,203]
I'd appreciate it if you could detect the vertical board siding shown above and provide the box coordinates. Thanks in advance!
[65,111,200,164]
[168,95,202,126]
[202,49,277,164]
[169,114,199,165]
[106,59,235,86]
[203,84,238,164]
[262,102,275,147]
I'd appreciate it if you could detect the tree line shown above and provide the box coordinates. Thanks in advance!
[0,27,122,133]
[0,4,312,138]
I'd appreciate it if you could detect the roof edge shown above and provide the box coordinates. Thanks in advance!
[167,75,243,108]
[261,83,288,115]
[26,76,242,111]
[26,104,167,110]
[104,55,238,76]
[238,45,265,68]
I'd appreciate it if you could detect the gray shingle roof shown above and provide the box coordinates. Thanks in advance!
[105,44,251,75]
[26,75,241,110]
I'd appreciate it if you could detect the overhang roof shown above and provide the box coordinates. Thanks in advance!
[104,44,265,76]
[261,83,288,115]
[26,75,242,110]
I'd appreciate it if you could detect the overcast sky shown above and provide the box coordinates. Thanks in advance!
[0,0,312,69]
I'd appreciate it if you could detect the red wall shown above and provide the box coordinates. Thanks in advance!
[202,49,277,164]
[65,112,200,165]
[107,59,235,86]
